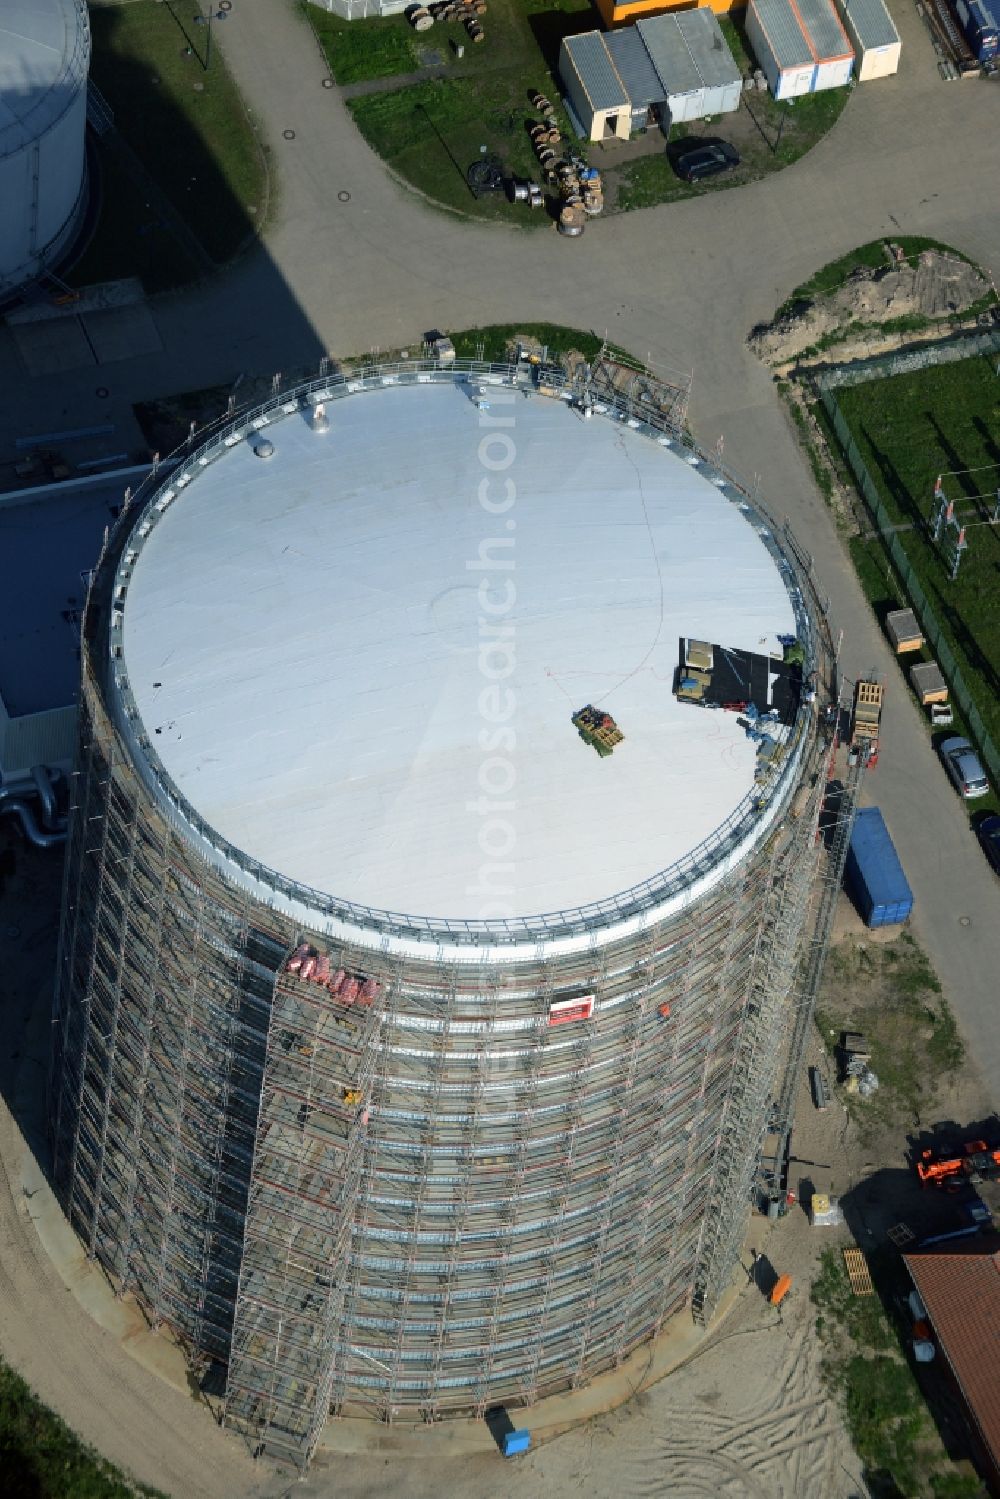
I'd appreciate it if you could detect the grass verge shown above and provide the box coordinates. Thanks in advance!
[779,237,976,315]
[815,933,965,1141]
[446,321,605,361]
[810,1250,982,1499]
[87,1,266,266]
[303,3,419,85]
[832,353,1000,757]
[0,1357,165,1498]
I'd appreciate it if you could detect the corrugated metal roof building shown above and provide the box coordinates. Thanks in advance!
[560,31,631,140]
[606,25,666,125]
[904,1239,1000,1493]
[560,12,741,140]
[834,0,900,78]
[747,0,854,98]
[639,11,743,122]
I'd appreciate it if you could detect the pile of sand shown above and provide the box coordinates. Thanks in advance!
[749,249,990,366]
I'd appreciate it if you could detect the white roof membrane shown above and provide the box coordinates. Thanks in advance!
[120,383,798,925]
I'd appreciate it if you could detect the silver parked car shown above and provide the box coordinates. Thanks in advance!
[939,736,990,799]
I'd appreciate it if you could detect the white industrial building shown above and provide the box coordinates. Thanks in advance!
[747,0,855,98]
[561,11,742,142]
[0,0,91,300]
[834,0,901,78]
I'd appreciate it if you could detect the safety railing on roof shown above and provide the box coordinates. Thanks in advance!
[85,361,836,949]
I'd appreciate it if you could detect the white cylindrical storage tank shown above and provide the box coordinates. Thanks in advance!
[0,0,91,299]
[49,367,836,1468]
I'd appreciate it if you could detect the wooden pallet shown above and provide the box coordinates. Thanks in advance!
[843,1247,874,1297]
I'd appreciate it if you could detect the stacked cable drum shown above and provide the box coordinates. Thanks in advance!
[48,363,831,1467]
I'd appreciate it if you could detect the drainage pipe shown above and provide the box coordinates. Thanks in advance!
[0,799,67,848]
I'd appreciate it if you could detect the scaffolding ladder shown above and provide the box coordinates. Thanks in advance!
[763,739,867,1200]
[223,957,382,1467]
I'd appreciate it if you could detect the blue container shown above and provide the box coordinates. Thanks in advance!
[845,807,913,928]
[955,0,1000,59]
[501,1429,531,1457]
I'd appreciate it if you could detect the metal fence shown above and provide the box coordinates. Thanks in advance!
[818,325,1000,390]
[817,362,1000,785]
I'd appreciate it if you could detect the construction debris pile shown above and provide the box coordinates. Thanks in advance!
[572,704,624,757]
[748,248,992,367]
[839,1029,880,1099]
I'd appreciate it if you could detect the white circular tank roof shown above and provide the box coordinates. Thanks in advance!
[0,0,89,156]
[118,381,800,927]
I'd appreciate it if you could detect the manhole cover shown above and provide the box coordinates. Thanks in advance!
[283,128,296,140]
[95,386,109,398]
[338,189,351,202]
[959,915,971,927]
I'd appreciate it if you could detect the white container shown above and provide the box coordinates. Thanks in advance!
[747,0,854,98]
[834,0,900,79]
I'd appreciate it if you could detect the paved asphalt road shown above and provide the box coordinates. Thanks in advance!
[0,1,997,1492]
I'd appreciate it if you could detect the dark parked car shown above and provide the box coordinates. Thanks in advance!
[977,814,1000,875]
[673,141,740,183]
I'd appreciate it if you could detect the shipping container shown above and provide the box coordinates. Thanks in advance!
[845,807,914,928]
[953,0,1000,60]
[747,0,854,97]
[834,0,901,78]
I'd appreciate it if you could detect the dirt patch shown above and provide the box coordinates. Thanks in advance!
[750,250,990,367]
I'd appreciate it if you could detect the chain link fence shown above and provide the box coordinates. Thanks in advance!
[816,333,1000,783]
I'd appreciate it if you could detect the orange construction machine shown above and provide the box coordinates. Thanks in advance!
[916,1139,1000,1188]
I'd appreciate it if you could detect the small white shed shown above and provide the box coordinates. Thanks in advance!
[747,0,854,98]
[834,0,901,78]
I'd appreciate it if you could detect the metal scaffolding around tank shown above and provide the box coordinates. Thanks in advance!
[47,358,838,1470]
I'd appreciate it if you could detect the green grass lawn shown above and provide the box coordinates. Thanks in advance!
[303,4,419,85]
[810,1249,982,1499]
[343,1,848,220]
[0,1357,164,1498]
[87,1,266,266]
[349,64,580,223]
[834,355,1000,772]
[447,321,606,361]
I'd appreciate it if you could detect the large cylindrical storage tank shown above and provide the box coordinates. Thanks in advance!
[49,365,833,1468]
[0,0,90,299]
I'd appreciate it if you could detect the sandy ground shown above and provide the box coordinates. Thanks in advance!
[0,834,874,1499]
